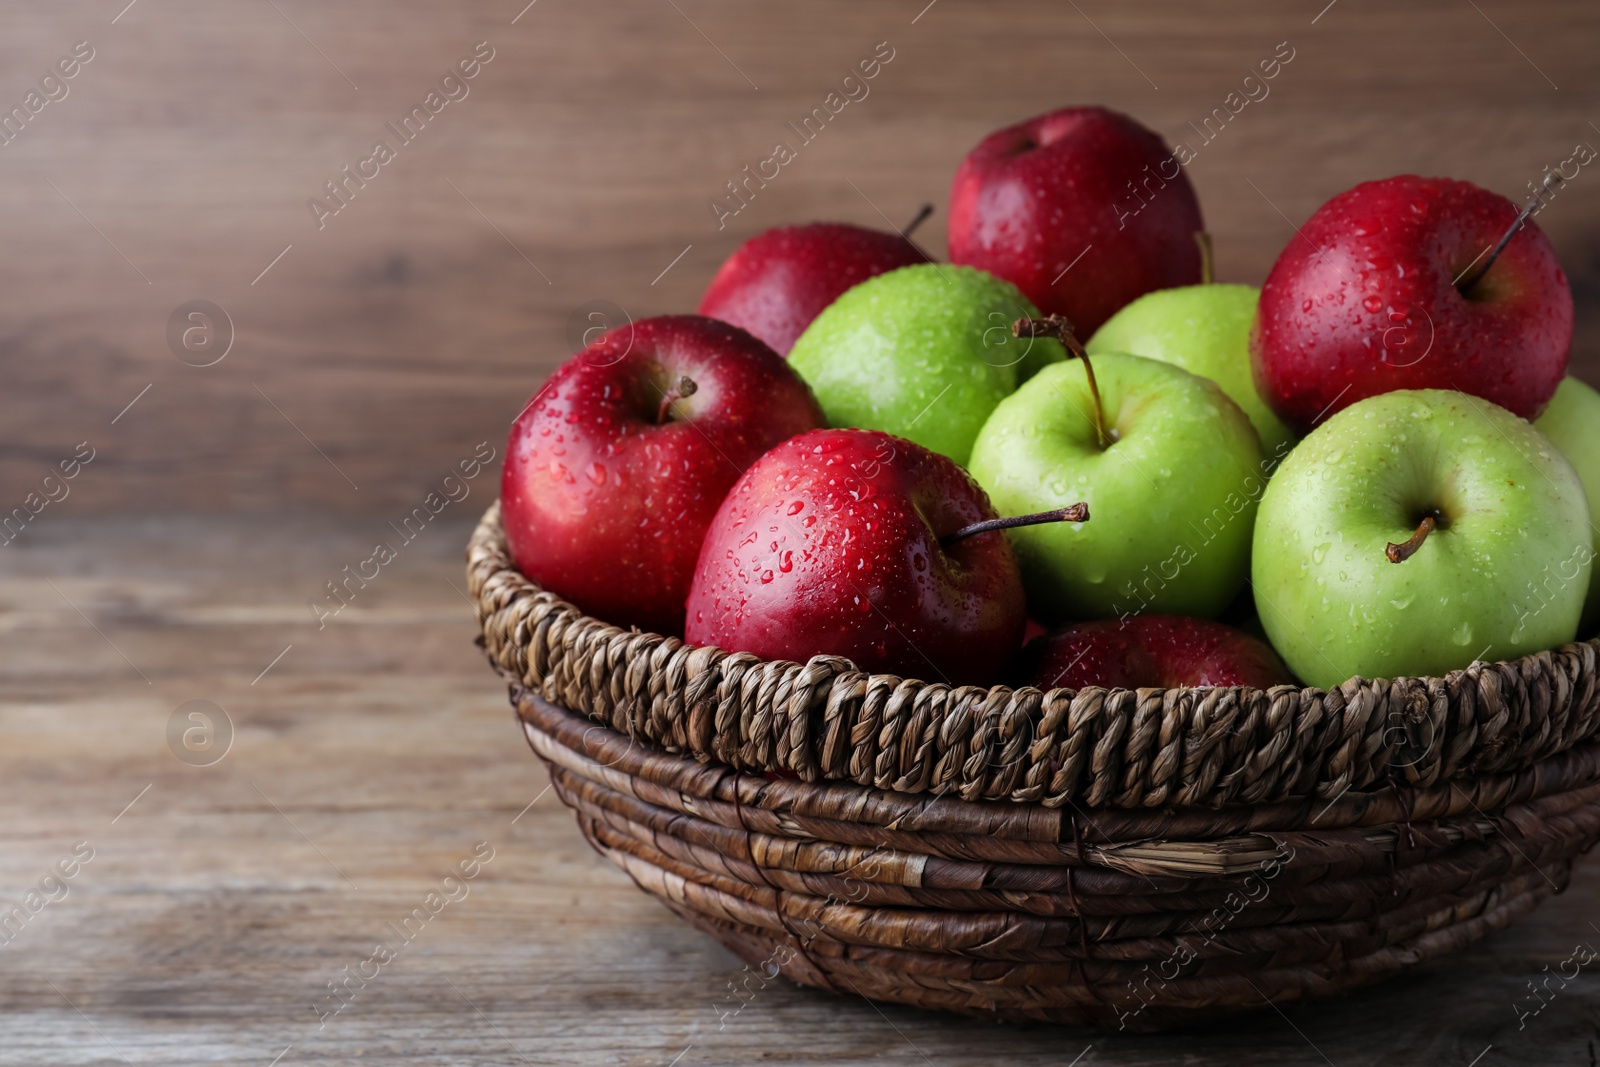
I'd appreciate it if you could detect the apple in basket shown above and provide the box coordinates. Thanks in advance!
[1251,175,1572,435]
[1015,615,1294,691]
[947,105,1206,336]
[1252,389,1591,688]
[698,218,929,356]
[502,315,823,636]
[685,428,1088,685]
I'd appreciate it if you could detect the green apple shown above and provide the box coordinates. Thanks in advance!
[1087,283,1294,458]
[1535,375,1600,635]
[1254,389,1591,689]
[968,350,1266,622]
[787,264,1062,465]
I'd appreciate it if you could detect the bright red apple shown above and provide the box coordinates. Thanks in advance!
[1014,615,1294,691]
[947,106,1204,336]
[698,222,927,356]
[1252,175,1572,434]
[502,315,824,636]
[685,428,1030,685]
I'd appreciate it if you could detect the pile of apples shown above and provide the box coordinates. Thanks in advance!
[501,106,1599,693]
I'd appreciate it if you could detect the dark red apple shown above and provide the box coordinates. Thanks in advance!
[1252,175,1573,434]
[1015,615,1294,691]
[502,315,824,636]
[685,428,1025,684]
[698,223,926,356]
[947,106,1204,336]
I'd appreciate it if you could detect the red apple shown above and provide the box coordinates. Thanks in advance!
[697,222,926,356]
[947,106,1204,336]
[685,428,1026,684]
[1252,175,1572,434]
[502,315,824,636]
[1015,615,1293,691]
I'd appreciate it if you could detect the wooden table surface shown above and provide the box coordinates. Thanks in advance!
[4,0,1600,1063]
[1,515,1596,1066]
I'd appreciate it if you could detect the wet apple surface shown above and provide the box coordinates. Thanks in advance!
[501,315,823,636]
[1014,614,1294,690]
[1252,175,1573,434]
[948,105,1205,336]
[698,222,927,357]
[685,428,1027,684]
[1253,389,1591,688]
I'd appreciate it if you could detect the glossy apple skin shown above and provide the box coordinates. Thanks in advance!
[1014,615,1294,691]
[1088,283,1296,459]
[1253,389,1590,689]
[685,428,1025,684]
[947,106,1204,336]
[502,315,824,636]
[969,352,1264,623]
[1252,175,1572,435]
[698,223,926,356]
[787,263,1061,466]
[1534,376,1600,635]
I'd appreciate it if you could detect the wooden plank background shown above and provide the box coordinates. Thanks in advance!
[4,1,1600,1064]
[0,0,1596,515]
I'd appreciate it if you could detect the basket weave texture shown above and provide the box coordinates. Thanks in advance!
[469,502,1600,1028]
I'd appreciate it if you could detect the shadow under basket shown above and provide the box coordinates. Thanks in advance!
[468,502,1600,1031]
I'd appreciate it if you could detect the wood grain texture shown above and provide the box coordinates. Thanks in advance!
[5,1,1600,1062]
[0,0,1597,515]
[2,516,1598,1064]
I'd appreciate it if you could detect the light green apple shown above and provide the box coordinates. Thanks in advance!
[787,264,1062,466]
[1535,375,1600,636]
[1087,283,1295,459]
[968,351,1266,623]
[1254,389,1592,689]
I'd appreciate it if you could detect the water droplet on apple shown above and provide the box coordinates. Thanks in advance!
[786,501,804,516]
[1452,621,1473,646]
[778,551,793,573]
[1311,542,1332,564]
[586,462,606,486]
[760,570,774,584]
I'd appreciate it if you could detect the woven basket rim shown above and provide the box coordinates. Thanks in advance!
[470,500,1600,810]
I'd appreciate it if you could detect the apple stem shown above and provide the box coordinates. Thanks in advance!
[1013,315,1111,449]
[1195,231,1215,286]
[656,374,698,424]
[1455,170,1565,294]
[902,203,934,240]
[1386,515,1436,564]
[942,502,1090,546]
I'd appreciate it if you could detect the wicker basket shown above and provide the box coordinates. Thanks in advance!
[468,502,1600,1030]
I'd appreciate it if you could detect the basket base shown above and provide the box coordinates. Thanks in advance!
[653,874,1550,1032]
[515,689,1600,1031]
